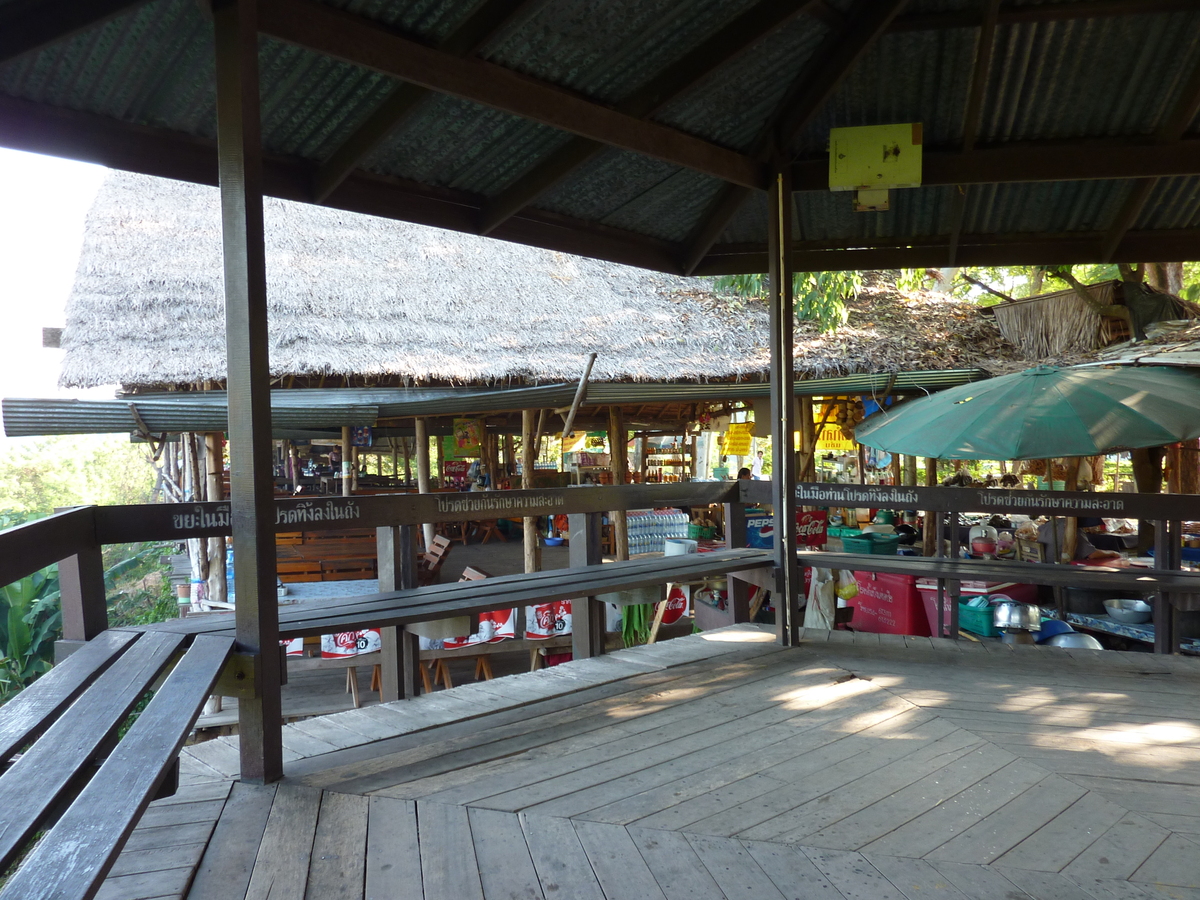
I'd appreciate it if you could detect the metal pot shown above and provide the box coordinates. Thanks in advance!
[993,602,1042,632]
[1045,632,1104,650]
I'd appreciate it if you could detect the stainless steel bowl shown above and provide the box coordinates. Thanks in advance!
[1045,632,1104,650]
[993,602,1042,632]
[1103,598,1152,625]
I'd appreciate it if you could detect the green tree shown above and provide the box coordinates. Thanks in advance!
[711,271,864,332]
[0,435,155,516]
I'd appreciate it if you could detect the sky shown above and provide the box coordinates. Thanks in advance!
[0,148,107,400]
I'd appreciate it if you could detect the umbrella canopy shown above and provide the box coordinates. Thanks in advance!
[854,366,1200,460]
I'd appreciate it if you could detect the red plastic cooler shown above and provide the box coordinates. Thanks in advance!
[850,572,930,636]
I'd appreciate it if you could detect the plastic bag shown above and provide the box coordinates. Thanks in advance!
[803,568,837,630]
[836,569,859,600]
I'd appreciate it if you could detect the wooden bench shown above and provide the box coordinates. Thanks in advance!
[144,549,772,649]
[0,629,233,900]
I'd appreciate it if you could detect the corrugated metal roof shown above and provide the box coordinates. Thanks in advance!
[3,0,1200,272]
[2,371,988,436]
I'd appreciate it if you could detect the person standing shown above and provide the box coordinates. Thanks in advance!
[750,450,765,480]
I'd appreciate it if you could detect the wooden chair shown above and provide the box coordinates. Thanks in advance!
[437,521,470,546]
[418,535,453,586]
[471,519,505,544]
[429,566,494,688]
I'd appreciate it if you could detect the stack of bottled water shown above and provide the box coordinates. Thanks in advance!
[627,508,690,555]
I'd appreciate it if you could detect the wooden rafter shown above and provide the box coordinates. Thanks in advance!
[257,0,764,190]
[478,0,824,235]
[0,0,151,64]
[946,0,1001,266]
[696,228,1200,273]
[0,94,686,273]
[312,0,540,203]
[680,0,908,274]
[1099,51,1200,261]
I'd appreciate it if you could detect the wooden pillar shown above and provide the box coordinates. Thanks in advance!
[767,157,799,646]
[568,512,605,658]
[58,544,106,653]
[434,428,444,488]
[903,454,918,486]
[608,406,629,561]
[402,436,411,485]
[415,418,435,549]
[799,396,815,481]
[206,433,227,605]
[521,409,542,573]
[376,524,420,699]
[213,0,282,783]
[340,426,352,497]
[922,459,938,557]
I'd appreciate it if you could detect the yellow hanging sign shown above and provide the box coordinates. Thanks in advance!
[722,421,754,456]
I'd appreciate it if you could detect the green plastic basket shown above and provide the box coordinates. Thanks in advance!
[957,601,998,637]
[841,533,900,555]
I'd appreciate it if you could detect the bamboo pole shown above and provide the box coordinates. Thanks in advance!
[402,435,411,485]
[522,409,541,573]
[559,352,598,470]
[799,397,815,481]
[608,406,628,560]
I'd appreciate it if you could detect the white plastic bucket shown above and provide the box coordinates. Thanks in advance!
[664,538,698,556]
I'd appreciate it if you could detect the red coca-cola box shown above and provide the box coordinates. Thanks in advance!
[850,572,931,636]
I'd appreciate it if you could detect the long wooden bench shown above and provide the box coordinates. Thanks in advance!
[0,630,234,900]
[144,548,773,642]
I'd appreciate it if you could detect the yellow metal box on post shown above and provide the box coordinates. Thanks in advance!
[829,123,923,211]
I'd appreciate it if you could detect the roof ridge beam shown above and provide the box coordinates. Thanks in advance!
[312,0,541,203]
[680,0,908,274]
[257,0,765,190]
[478,0,824,235]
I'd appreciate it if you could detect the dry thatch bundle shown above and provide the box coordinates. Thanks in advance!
[992,280,1200,360]
[60,172,1023,391]
[992,283,1118,358]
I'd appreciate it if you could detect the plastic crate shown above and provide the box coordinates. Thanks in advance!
[958,601,999,638]
[842,533,900,555]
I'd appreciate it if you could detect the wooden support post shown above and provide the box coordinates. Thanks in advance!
[767,159,799,647]
[340,426,352,497]
[922,459,938,557]
[608,406,629,560]
[521,409,542,574]
[799,397,815,481]
[58,544,106,651]
[415,418,435,549]
[903,454,917,487]
[377,524,420,699]
[402,435,411,485]
[213,0,282,784]
[1153,519,1176,654]
[568,511,605,659]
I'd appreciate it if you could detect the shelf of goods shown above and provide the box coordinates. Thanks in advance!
[643,450,692,483]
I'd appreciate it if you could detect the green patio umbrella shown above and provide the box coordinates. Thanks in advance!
[854,365,1200,461]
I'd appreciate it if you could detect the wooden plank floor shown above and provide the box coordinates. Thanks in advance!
[95,626,1200,900]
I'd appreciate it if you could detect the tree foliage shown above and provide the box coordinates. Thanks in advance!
[711,271,864,331]
[0,435,155,517]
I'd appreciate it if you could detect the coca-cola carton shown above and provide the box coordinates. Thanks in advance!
[745,510,827,548]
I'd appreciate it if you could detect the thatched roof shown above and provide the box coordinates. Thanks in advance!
[60,172,1025,390]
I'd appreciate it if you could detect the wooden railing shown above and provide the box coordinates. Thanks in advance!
[0,483,737,653]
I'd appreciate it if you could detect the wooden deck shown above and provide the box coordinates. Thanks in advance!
[101,627,1200,900]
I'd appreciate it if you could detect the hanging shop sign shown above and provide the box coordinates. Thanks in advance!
[722,421,754,456]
